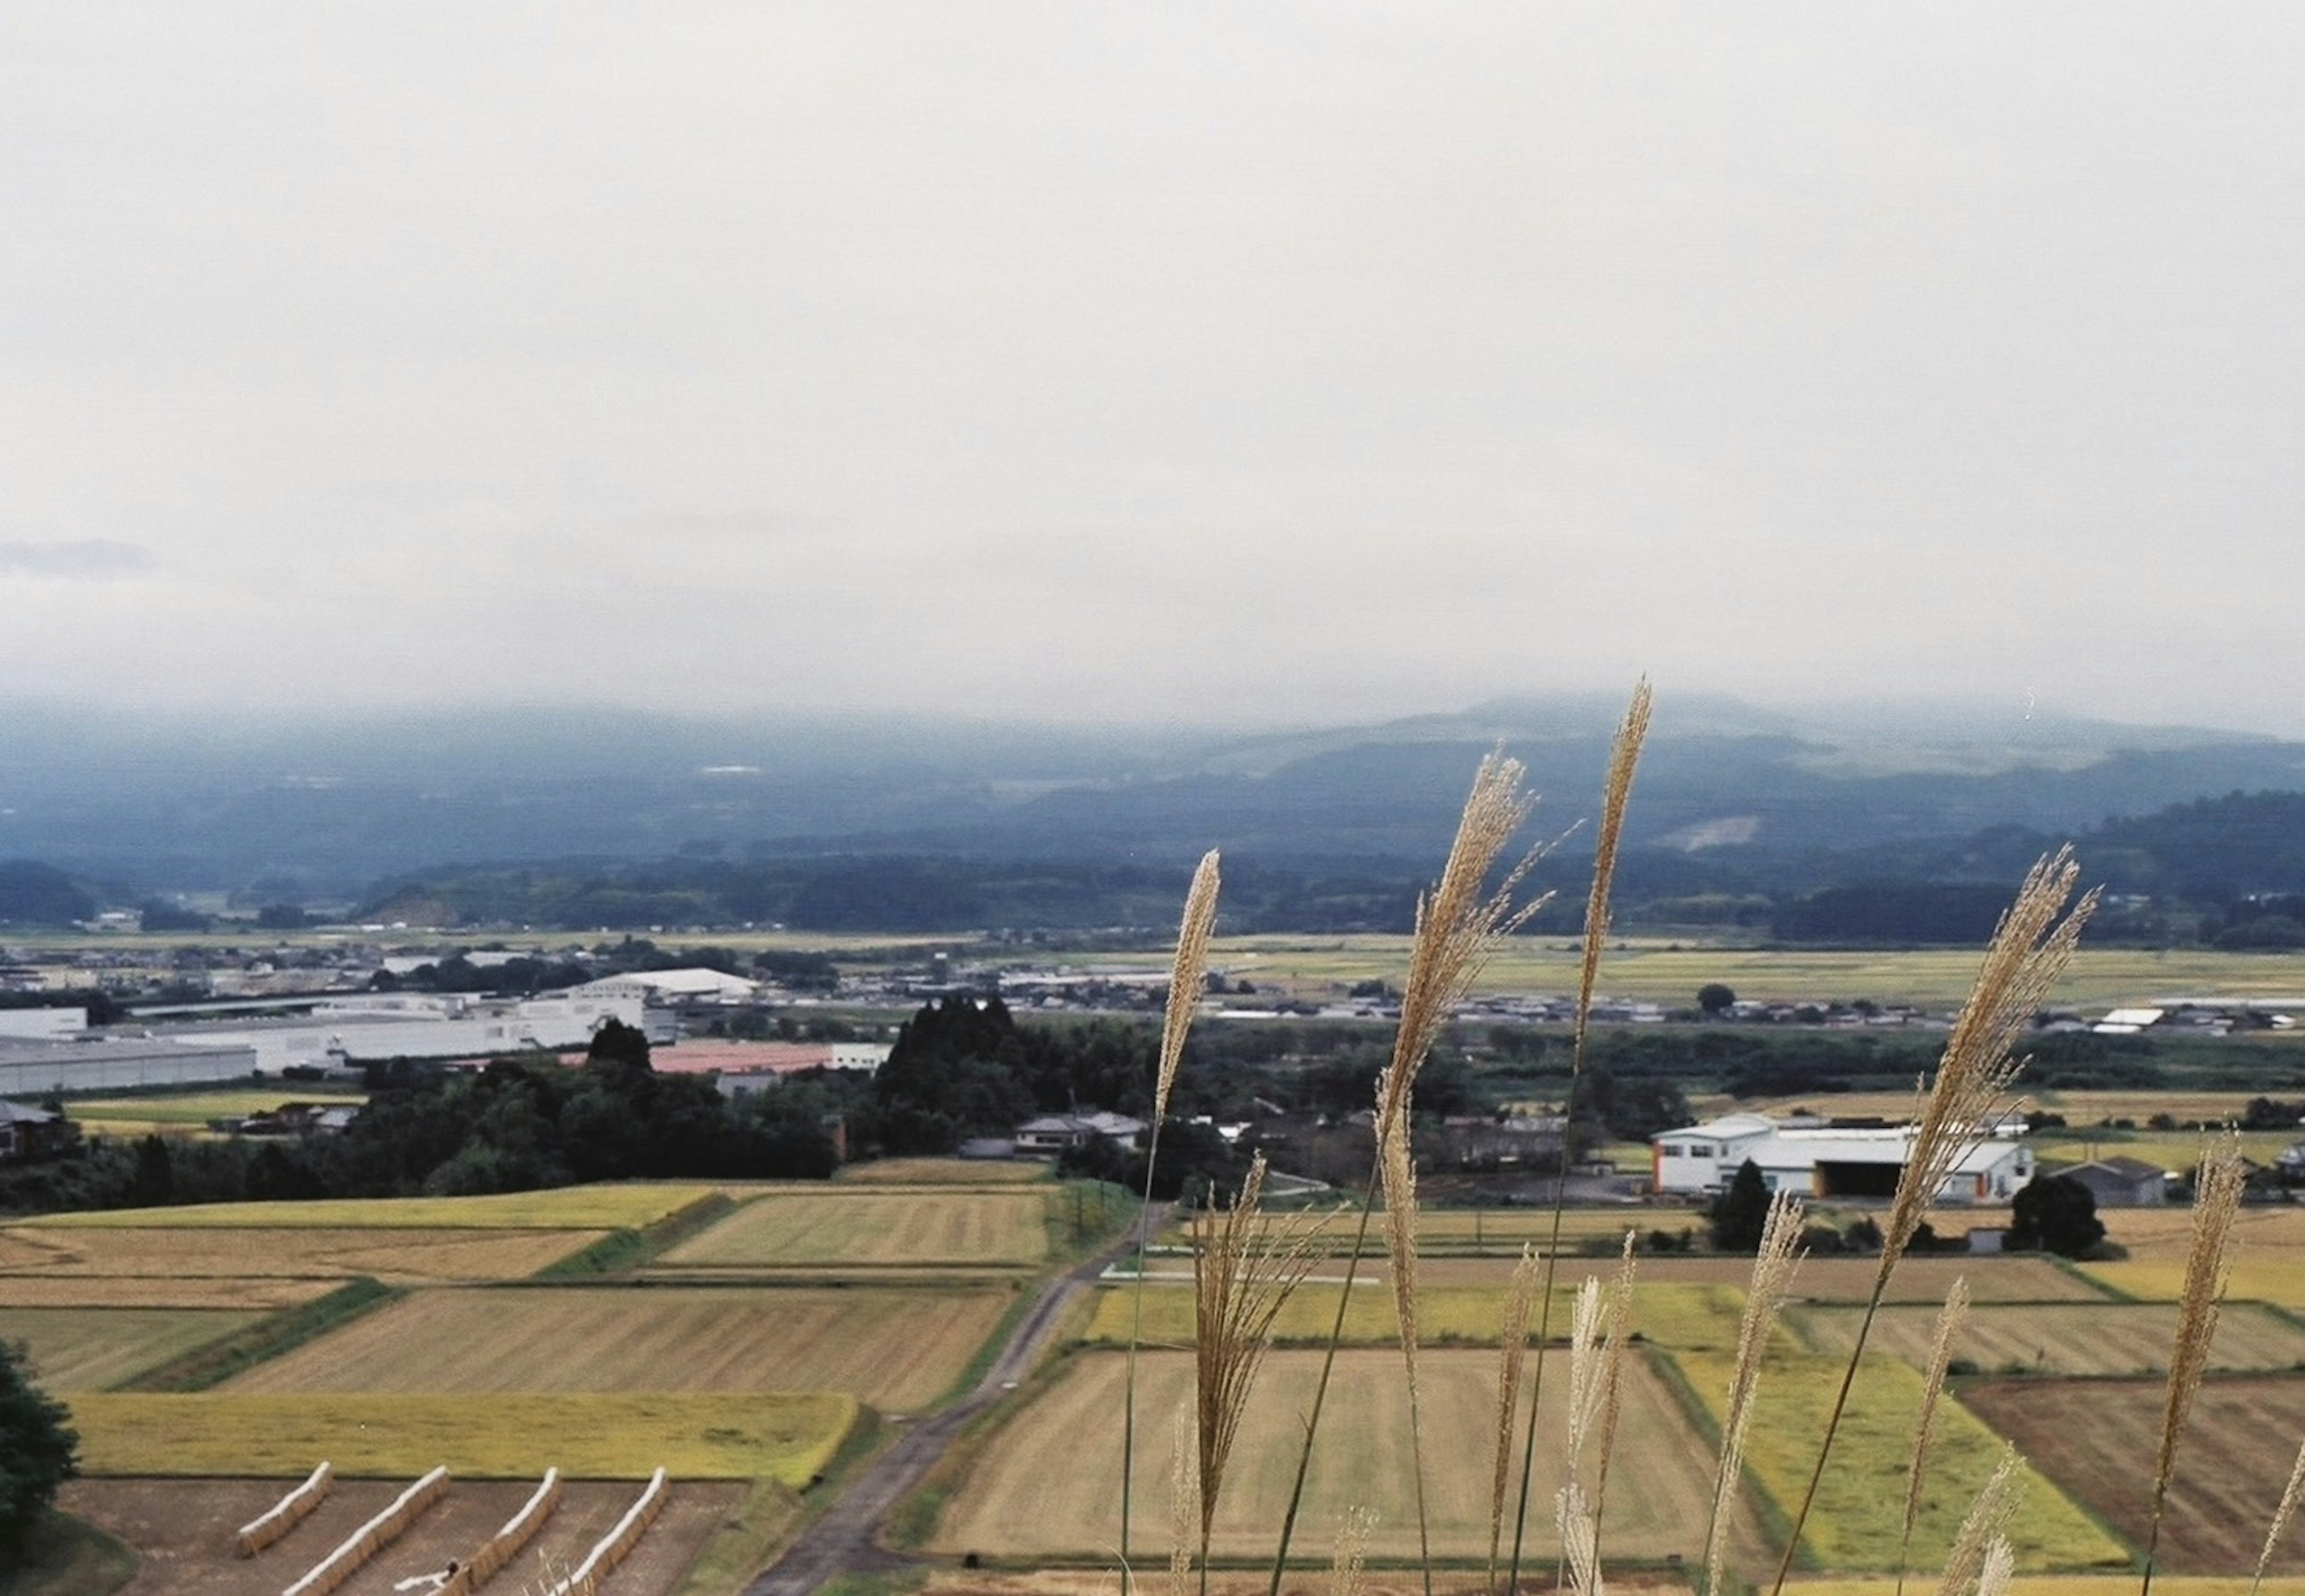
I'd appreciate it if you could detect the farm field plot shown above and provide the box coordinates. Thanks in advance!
[0,1305,262,1390]
[2082,1206,2305,1307]
[1162,1205,1654,1254]
[1669,1346,2127,1571]
[1962,1375,2305,1574]
[57,1476,746,1596]
[1385,1253,2107,1304]
[25,1182,716,1229]
[927,1347,1767,1568]
[0,1223,606,1285]
[655,1190,1052,1271]
[0,1274,332,1310]
[840,1157,1051,1184]
[68,1390,858,1483]
[1783,1582,2295,1596]
[1723,1090,2288,1127]
[1789,1300,2305,1378]
[67,1089,366,1123]
[1082,1280,1743,1352]
[227,1284,1009,1409]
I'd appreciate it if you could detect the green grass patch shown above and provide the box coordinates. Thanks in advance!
[0,1510,138,1596]
[532,1191,738,1279]
[116,1277,398,1391]
[668,1477,807,1596]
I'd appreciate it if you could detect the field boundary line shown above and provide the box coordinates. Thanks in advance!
[123,1278,400,1392]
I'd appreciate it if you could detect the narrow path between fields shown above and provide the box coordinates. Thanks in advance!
[740,1212,1156,1596]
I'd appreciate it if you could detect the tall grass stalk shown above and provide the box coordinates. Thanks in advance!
[1703,1190,1806,1596]
[1332,1507,1379,1596]
[1191,1154,1321,1596]
[1268,753,1542,1595]
[2249,1432,2305,1596]
[1767,849,2095,1596]
[1122,850,1222,1589]
[1896,1276,1972,1596]
[1933,1446,2022,1596]
[1486,1245,1541,1590]
[1587,1230,1637,1556]
[2141,1133,2246,1596]
[1508,680,1651,1594]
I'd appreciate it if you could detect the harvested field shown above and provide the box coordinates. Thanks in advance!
[928,1347,1768,1568]
[1082,1280,1744,1352]
[1962,1375,2305,1575]
[2079,1206,2305,1307]
[1668,1346,2127,1570]
[226,1284,1009,1409]
[26,1184,714,1230]
[0,1305,262,1391]
[840,1157,1051,1184]
[656,1190,1051,1271]
[56,1475,746,1596]
[0,1224,607,1285]
[1163,1206,1655,1254]
[68,1391,858,1483]
[1790,1299,2305,1378]
[1333,1252,2108,1304]
[0,1274,333,1309]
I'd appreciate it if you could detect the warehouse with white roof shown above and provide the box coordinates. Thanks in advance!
[1651,1112,2033,1203]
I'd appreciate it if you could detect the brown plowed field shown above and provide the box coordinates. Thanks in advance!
[57,1476,746,1596]
[1960,1375,2305,1574]
[0,1225,605,1286]
[654,1191,1050,1271]
[930,1347,1767,1568]
[223,1284,1008,1409]
[1406,1253,2106,1302]
[1791,1300,2305,1378]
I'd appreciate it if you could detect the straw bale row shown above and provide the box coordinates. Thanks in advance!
[281,1465,449,1596]
[543,1468,667,1596]
[441,1469,562,1596]
[236,1461,331,1557]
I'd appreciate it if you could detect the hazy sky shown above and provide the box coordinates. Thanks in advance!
[5,6,2301,732]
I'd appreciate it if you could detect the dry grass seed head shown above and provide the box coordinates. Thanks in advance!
[1574,679,1653,1057]
[1169,1408,1198,1596]
[1373,752,1542,1139]
[1191,1153,1322,1542]
[1155,851,1222,1124]
[1885,849,2096,1270]
[1487,1245,1542,1569]
[1331,1505,1379,1596]
[1565,1275,1607,1462]
[2154,1134,2246,1524]
[1707,1190,1806,1596]
[1977,1535,2017,1596]
[1590,1230,1638,1520]
[1555,1481,1606,1596]
[1903,1276,1974,1559]
[1933,1446,2023,1596]
[2250,1432,2305,1596]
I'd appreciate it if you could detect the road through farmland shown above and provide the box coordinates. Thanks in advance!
[740,1217,1150,1596]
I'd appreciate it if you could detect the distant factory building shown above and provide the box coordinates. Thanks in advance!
[1651,1112,2033,1203]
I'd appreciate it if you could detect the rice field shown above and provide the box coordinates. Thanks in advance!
[23,1182,716,1230]
[1962,1375,2305,1575]
[0,1224,608,1286]
[654,1190,1053,1271]
[839,1157,1052,1185]
[2079,1205,2305,1307]
[1307,1251,2107,1305]
[67,1390,860,1484]
[928,1347,1768,1568]
[223,1284,1011,1410]
[67,1089,366,1125]
[1788,1300,2305,1378]
[1665,1345,2129,1571]
[1080,1279,1746,1352]
[1162,1205,1656,1255]
[0,1306,264,1390]
[0,1275,336,1310]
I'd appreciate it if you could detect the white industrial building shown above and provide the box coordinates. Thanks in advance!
[1651,1112,2034,1203]
[574,969,759,1006]
[0,1037,260,1096]
[148,991,646,1076]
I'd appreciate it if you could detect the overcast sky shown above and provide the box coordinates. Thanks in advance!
[4,5,2301,733]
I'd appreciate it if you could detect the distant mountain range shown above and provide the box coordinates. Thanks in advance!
[4,694,2305,938]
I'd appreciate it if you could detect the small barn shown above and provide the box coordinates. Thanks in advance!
[2059,1155,2168,1207]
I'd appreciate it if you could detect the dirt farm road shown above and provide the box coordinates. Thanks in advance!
[741,1220,1152,1596]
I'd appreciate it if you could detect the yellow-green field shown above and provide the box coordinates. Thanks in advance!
[839,1157,1051,1185]
[1667,1345,2128,1571]
[1184,935,2305,1010]
[1722,1089,2295,1127]
[655,1190,1053,1271]
[22,1182,714,1230]
[1788,1300,2305,1378]
[1081,1279,1745,1352]
[66,1089,366,1125]
[0,1306,262,1390]
[224,1284,1009,1409]
[2079,1205,2305,1307]
[66,1391,859,1483]
[929,1347,1765,1567]
[0,1223,606,1286]
[1160,1205,1656,1255]
[2035,1130,2297,1174]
